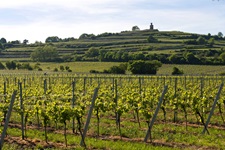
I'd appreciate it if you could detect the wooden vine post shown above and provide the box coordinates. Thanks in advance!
[144,85,168,143]
[44,79,47,95]
[114,79,119,126]
[202,83,224,134]
[0,91,17,150]
[71,81,76,133]
[173,78,178,122]
[3,82,6,102]
[80,87,99,147]
[19,82,25,139]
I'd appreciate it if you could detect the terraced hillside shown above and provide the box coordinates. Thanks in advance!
[1,30,225,65]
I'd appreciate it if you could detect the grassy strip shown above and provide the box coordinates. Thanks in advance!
[1,127,176,150]
[0,62,225,75]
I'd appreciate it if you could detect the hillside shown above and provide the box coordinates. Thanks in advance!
[1,29,225,65]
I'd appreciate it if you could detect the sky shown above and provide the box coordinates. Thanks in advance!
[0,0,224,43]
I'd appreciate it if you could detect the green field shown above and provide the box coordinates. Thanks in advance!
[0,61,224,75]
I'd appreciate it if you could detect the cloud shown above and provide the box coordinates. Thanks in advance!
[0,0,225,43]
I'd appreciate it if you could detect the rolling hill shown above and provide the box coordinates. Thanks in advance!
[1,29,225,65]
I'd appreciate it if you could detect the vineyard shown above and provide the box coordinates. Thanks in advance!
[0,73,225,149]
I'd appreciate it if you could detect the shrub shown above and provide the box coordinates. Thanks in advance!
[128,60,162,74]
[17,63,33,70]
[147,35,158,43]
[65,66,70,70]
[5,61,17,70]
[90,70,100,73]
[0,62,6,70]
[60,65,65,71]
[172,67,184,75]
[107,66,126,74]
[54,68,58,72]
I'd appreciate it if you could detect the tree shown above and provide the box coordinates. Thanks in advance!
[30,45,59,62]
[128,60,162,74]
[168,54,179,64]
[121,52,129,62]
[5,61,17,70]
[218,32,223,38]
[132,53,145,60]
[219,52,225,63]
[147,35,158,43]
[0,62,6,70]
[196,36,207,45]
[10,40,20,44]
[0,43,4,50]
[60,66,65,71]
[79,33,96,39]
[132,26,140,31]
[85,47,99,57]
[106,65,126,74]
[17,63,33,70]
[208,38,215,47]
[45,36,60,43]
[23,39,29,45]
[0,38,7,44]
[183,52,200,64]
[98,50,107,61]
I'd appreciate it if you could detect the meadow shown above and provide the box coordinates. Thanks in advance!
[0,61,224,75]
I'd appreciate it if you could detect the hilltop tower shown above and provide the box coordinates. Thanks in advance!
[150,23,154,30]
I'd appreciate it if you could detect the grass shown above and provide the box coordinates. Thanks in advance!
[2,126,177,150]
[3,111,225,149]
[0,61,224,75]
[158,64,225,75]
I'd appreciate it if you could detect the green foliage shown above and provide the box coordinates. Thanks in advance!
[168,54,179,64]
[183,52,200,64]
[85,47,99,57]
[92,63,127,74]
[128,60,162,74]
[147,35,158,43]
[219,52,225,63]
[45,36,60,43]
[60,65,64,71]
[23,39,29,45]
[17,63,33,70]
[172,67,184,75]
[0,37,7,44]
[0,62,5,69]
[105,65,126,74]
[54,68,58,72]
[218,32,223,38]
[65,66,70,70]
[79,33,96,39]
[208,38,215,47]
[132,26,140,31]
[183,39,198,45]
[30,45,59,62]
[5,61,17,70]
[10,40,21,44]
[196,36,207,45]
[0,43,4,50]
